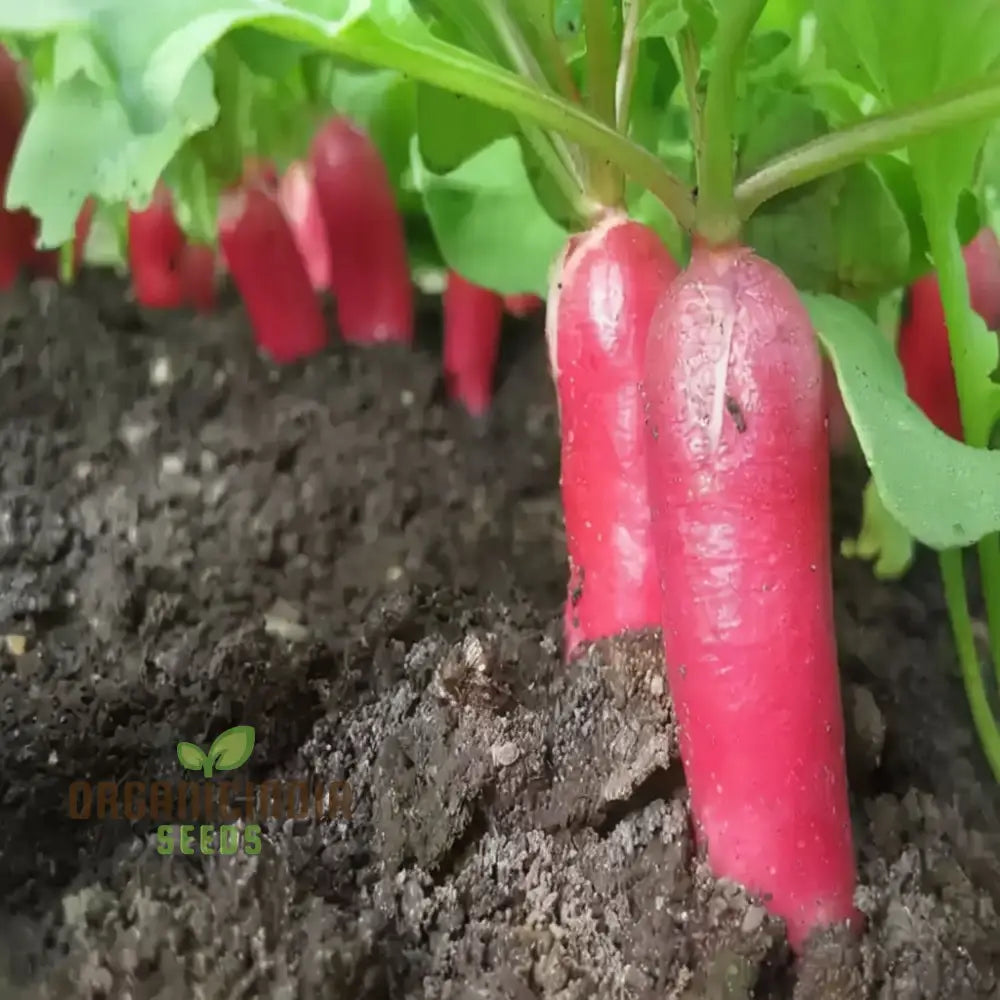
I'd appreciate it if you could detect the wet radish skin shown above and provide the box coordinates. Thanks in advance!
[547,213,679,658]
[643,242,858,949]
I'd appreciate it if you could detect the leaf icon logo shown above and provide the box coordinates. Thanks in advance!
[177,725,255,777]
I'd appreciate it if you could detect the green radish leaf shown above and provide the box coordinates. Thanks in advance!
[739,89,910,297]
[0,0,86,33]
[52,32,112,87]
[327,66,416,190]
[744,30,791,72]
[227,26,310,78]
[804,292,1000,550]
[814,0,1000,215]
[208,725,256,771]
[680,0,715,46]
[841,477,915,580]
[832,164,910,298]
[628,37,680,154]
[413,135,568,296]
[7,68,217,246]
[177,741,207,771]
[638,0,687,40]
[416,85,514,173]
[628,183,685,262]
[739,91,841,291]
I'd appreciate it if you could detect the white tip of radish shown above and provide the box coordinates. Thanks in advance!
[277,161,313,227]
[217,189,248,230]
[546,212,632,382]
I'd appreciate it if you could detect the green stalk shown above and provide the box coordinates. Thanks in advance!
[615,0,644,129]
[939,549,1000,782]
[583,0,618,126]
[695,0,766,243]
[334,29,697,229]
[923,203,1000,700]
[478,1,589,212]
[59,239,75,284]
[736,73,1000,217]
[679,28,703,164]
[582,0,624,205]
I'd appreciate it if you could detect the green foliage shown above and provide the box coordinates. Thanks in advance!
[806,292,1000,551]
[412,135,568,295]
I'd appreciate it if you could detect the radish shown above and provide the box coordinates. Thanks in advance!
[642,241,859,949]
[0,44,41,288]
[179,243,217,313]
[546,213,679,658]
[443,269,505,416]
[897,227,1000,441]
[278,159,331,291]
[503,293,544,318]
[127,184,186,308]
[217,181,328,363]
[309,116,413,345]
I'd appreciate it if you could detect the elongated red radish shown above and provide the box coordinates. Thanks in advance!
[547,213,679,658]
[642,241,859,950]
[309,116,413,345]
[179,243,217,313]
[897,227,1000,441]
[443,269,505,416]
[217,183,327,363]
[503,293,543,318]
[278,160,331,291]
[0,45,37,288]
[128,184,185,308]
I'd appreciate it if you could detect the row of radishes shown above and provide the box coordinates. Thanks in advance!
[0,45,544,415]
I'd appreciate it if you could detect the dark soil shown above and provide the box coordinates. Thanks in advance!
[1,271,999,999]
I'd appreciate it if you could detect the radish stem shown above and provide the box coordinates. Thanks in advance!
[736,74,1000,218]
[922,204,1000,710]
[614,0,643,130]
[479,1,588,211]
[678,28,703,162]
[582,0,624,205]
[337,30,697,229]
[940,548,1000,782]
[696,0,765,243]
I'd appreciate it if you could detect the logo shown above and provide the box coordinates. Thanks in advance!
[176,725,255,778]
[68,724,352,857]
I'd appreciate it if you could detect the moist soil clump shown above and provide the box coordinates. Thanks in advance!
[0,272,998,999]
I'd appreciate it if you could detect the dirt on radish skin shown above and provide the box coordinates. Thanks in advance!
[547,214,679,659]
[643,242,859,951]
[0,273,999,998]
